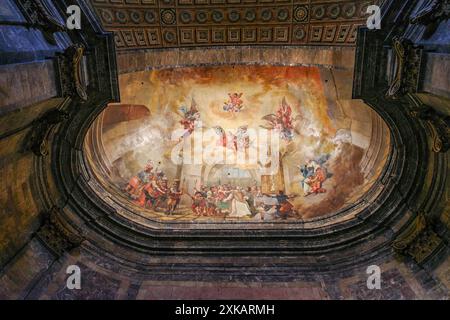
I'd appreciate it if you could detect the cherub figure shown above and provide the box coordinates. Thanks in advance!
[261,97,302,141]
[179,98,201,137]
[223,93,244,113]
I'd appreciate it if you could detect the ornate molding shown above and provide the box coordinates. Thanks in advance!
[90,0,378,50]
[429,119,450,153]
[16,0,66,45]
[56,44,88,101]
[410,102,450,153]
[410,0,450,26]
[26,108,69,156]
[386,37,423,99]
[36,207,84,257]
[392,214,427,251]
[392,213,443,264]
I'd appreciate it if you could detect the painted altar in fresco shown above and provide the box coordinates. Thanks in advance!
[95,65,389,222]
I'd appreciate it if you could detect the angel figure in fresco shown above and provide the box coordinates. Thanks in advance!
[261,97,302,141]
[223,92,244,113]
[213,125,250,151]
[179,98,201,138]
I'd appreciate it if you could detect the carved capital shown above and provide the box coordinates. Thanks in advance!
[410,104,450,153]
[56,44,88,101]
[26,108,69,156]
[386,37,423,99]
[36,207,84,257]
[392,213,443,264]
[17,0,66,45]
[430,123,450,153]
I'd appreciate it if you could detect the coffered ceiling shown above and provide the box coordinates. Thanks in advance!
[90,0,379,51]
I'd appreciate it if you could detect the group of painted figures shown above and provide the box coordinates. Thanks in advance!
[124,161,302,219]
[298,157,330,196]
[125,162,183,215]
[179,94,301,143]
[222,94,299,143]
[124,95,330,218]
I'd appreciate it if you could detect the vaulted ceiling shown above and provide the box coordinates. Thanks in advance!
[90,0,379,50]
[0,0,449,300]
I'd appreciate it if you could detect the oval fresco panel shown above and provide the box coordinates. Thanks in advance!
[87,65,390,223]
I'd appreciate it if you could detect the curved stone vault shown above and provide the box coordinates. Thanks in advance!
[0,0,449,300]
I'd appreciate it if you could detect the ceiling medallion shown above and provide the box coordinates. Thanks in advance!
[244,9,256,22]
[294,26,306,40]
[161,9,176,25]
[115,10,128,23]
[212,10,224,23]
[294,6,308,22]
[196,11,208,23]
[327,4,341,19]
[261,8,273,22]
[130,10,142,24]
[277,8,289,22]
[343,3,357,18]
[163,30,176,43]
[228,10,240,23]
[145,10,156,24]
[180,11,192,23]
[312,5,326,20]
[100,9,113,24]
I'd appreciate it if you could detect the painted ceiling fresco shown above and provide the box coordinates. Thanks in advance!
[95,65,390,222]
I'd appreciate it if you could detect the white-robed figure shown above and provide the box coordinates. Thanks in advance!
[228,187,252,218]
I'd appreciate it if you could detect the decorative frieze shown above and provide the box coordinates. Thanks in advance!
[90,0,376,50]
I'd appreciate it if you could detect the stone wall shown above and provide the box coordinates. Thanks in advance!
[116,46,356,74]
[1,244,448,300]
[0,0,69,281]
[0,98,64,268]
[0,61,58,115]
